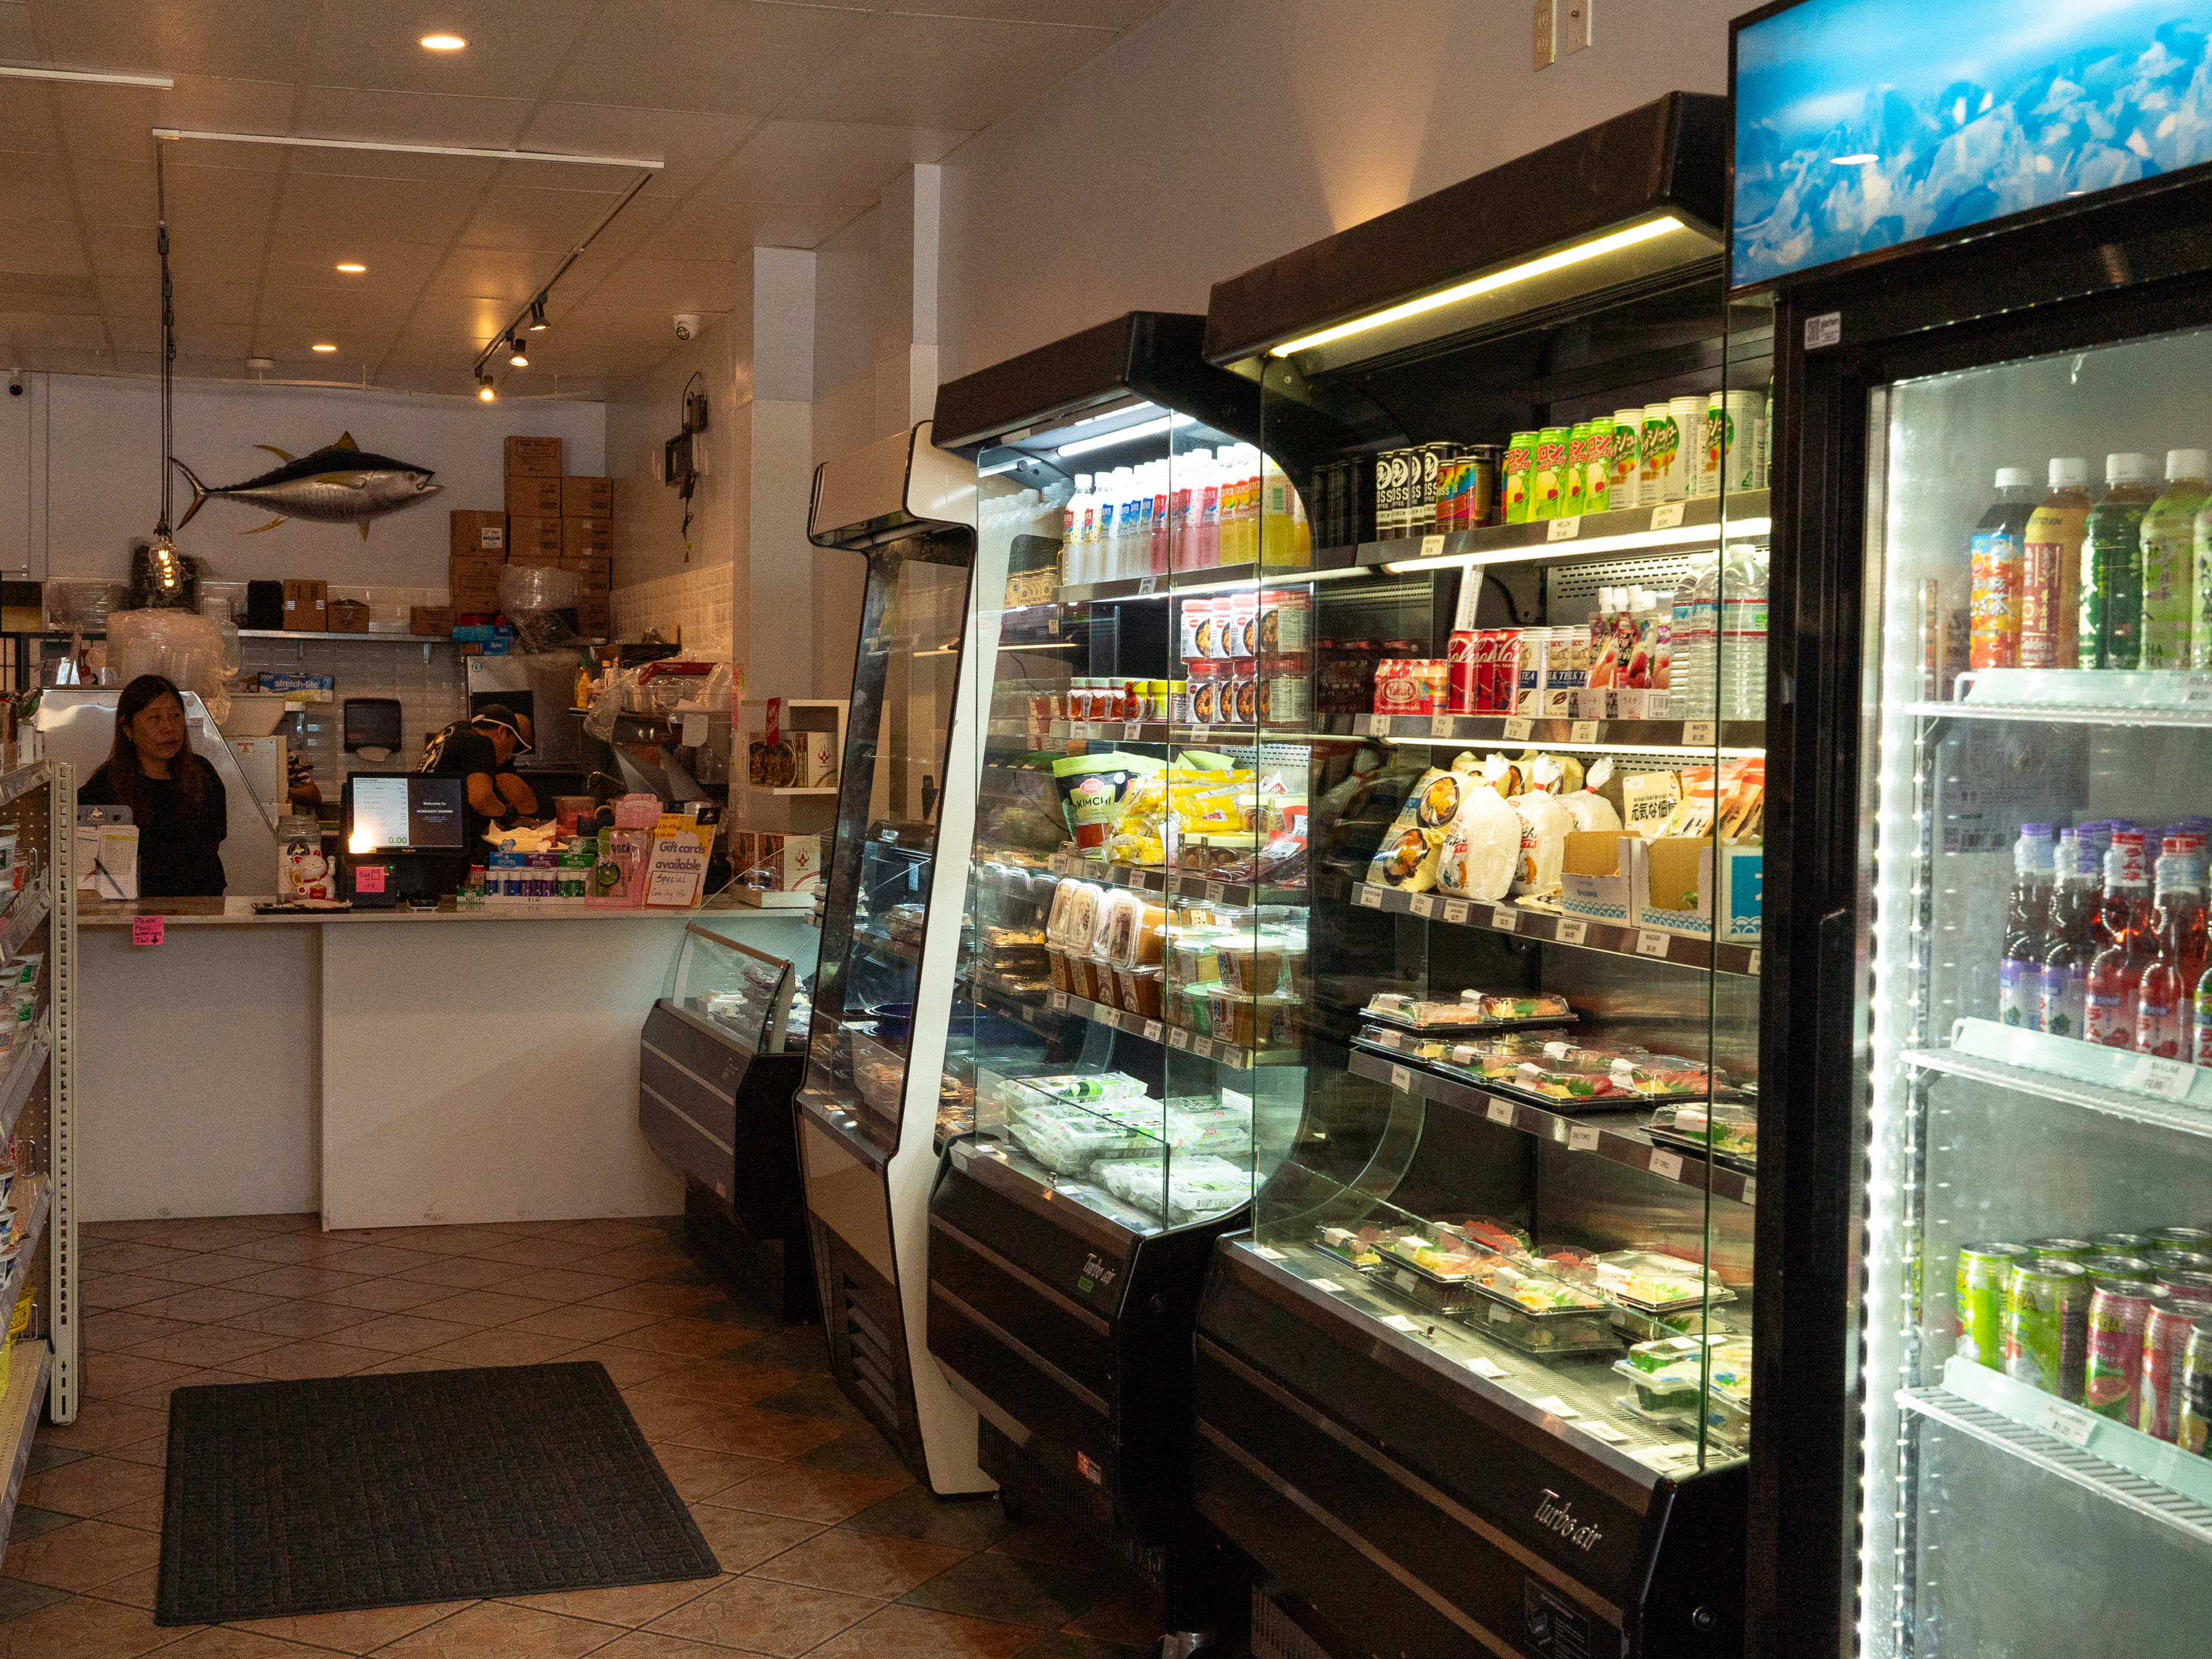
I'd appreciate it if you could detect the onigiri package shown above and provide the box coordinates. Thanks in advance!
[1437,781,1519,900]
[1506,788,1574,895]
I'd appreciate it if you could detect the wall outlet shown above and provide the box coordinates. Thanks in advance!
[1533,0,1556,69]
[1562,0,1592,55]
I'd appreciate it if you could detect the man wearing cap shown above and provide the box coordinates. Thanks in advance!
[415,704,538,886]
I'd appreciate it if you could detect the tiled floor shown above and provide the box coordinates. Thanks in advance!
[0,1213,1157,1659]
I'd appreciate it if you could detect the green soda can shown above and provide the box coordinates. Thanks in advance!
[1531,427,1571,520]
[2025,1236,2096,1260]
[1956,1242,2029,1368]
[2084,1252,2159,1283]
[1563,422,1592,516]
[2005,1258,2093,1401]
[1585,422,1613,513]
[2091,1232,2155,1253]
[1502,432,1536,524]
[1609,409,1642,502]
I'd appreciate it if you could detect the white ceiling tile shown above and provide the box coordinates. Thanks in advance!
[592,258,743,312]
[54,79,295,165]
[0,77,63,154]
[779,12,1118,128]
[703,119,968,207]
[423,247,564,302]
[0,268,98,310]
[273,174,479,248]
[0,310,110,350]
[172,281,262,328]
[260,241,449,293]
[80,224,160,279]
[304,1,600,99]
[553,1,872,118]
[889,0,1166,24]
[33,0,316,83]
[0,152,74,221]
[293,86,535,154]
[282,146,499,187]
[458,184,619,253]
[384,290,530,350]
[620,197,865,260]
[67,158,159,226]
[0,2,39,59]
[255,286,422,336]
[517,104,758,192]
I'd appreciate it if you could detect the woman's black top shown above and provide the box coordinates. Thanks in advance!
[80,756,228,897]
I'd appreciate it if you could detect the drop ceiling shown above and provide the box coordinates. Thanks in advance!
[0,0,1169,399]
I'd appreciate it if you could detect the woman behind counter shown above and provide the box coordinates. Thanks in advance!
[79,674,228,897]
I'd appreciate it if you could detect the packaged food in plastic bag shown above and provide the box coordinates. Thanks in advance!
[1506,788,1573,894]
[1437,780,1518,899]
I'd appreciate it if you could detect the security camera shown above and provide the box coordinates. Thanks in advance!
[6,374,21,397]
[673,313,702,343]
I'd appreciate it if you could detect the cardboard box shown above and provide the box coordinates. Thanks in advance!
[560,476,613,518]
[1558,831,1638,926]
[736,832,822,893]
[450,554,503,612]
[282,579,327,632]
[1634,838,1763,941]
[560,516,612,556]
[327,598,370,634]
[505,475,563,518]
[506,550,563,568]
[507,514,563,557]
[505,435,563,478]
[559,554,613,586]
[409,606,454,638]
[448,509,506,556]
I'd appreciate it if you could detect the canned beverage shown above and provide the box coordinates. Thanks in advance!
[2004,1258,2092,1400]
[1956,1242,2031,1368]
[2146,1248,2212,1275]
[2090,1232,2156,1253]
[1415,442,1450,535]
[1373,450,1403,539]
[2180,1319,2212,1454]
[1531,427,1571,520]
[2025,1236,2097,1260]
[2141,1298,2212,1439]
[1487,629,1522,714]
[1693,392,1726,500]
[1448,630,1478,713]
[1503,433,1536,524]
[2084,1253,2160,1283]
[1435,453,1465,533]
[1516,628,1550,716]
[1610,410,1642,502]
[2084,1278,2165,1419]
[1585,422,1613,514]
[1464,445,1498,528]
[1642,403,1684,504]
[2157,1269,2212,1300]
[2146,1226,2212,1249]
[1671,396,1709,500]
[1563,424,1592,516]
[1715,389,1765,495]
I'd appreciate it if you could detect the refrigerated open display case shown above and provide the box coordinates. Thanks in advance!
[924,312,1291,1641]
[1737,3,2212,1656]
[795,422,989,1493]
[1190,93,1771,1659]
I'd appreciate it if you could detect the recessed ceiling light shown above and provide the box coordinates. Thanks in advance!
[312,343,338,353]
[335,262,366,274]
[420,34,467,51]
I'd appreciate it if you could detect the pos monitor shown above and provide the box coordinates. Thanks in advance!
[340,774,467,906]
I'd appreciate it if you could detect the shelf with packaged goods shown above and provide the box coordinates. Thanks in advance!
[1347,1047,1755,1206]
[1903,1020,2212,1142]
[1345,878,1760,978]
[1296,488,1772,578]
[965,969,1298,1071]
[0,892,46,967]
[1048,563,1266,608]
[1325,712,1764,753]
[1041,851,1305,911]
[0,1340,52,1551]
[853,926,925,965]
[0,1177,48,1318]
[0,764,50,814]
[0,1021,46,1144]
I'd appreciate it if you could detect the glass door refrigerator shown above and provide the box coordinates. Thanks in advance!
[924,312,1286,1647]
[1193,92,1773,1659]
[797,422,991,1494]
[1735,4,2212,1656]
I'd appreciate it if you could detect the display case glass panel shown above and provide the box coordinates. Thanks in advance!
[1856,322,2212,1657]
[664,922,808,1055]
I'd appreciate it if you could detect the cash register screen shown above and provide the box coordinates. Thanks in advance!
[347,775,466,853]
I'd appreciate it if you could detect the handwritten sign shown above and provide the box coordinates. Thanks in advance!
[131,915,164,947]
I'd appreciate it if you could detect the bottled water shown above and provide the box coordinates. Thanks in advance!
[1720,541,1768,721]
[1669,552,1719,711]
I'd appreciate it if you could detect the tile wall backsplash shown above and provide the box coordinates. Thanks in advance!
[238,634,469,783]
[610,562,733,660]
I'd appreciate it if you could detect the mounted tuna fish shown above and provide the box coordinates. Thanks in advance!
[171,433,440,539]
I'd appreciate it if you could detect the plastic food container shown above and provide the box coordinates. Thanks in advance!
[1116,966,1165,1018]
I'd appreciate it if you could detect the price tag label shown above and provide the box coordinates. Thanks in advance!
[1502,715,1533,741]
[1123,721,1142,740]
[1086,859,1108,878]
[131,915,165,946]
[1143,1020,1165,1043]
[1418,533,1445,558]
[2185,675,2212,704]
[1682,719,1717,747]
[1468,1357,1510,1380]
[2136,1056,2195,1099]
[1137,574,1159,594]
[1308,1278,1345,1294]
[1357,885,1385,909]
[1556,919,1589,945]
[1491,906,1518,932]
[1748,949,1762,976]
[1430,714,1456,738]
[1581,1420,1629,1444]
[1390,1065,1413,1093]
[1443,899,1470,925]
[1049,991,1070,1012]
[1570,719,1598,744]
[1568,1125,1601,1152]
[1192,1037,1214,1059]
[1741,1176,1758,1205]
[1547,515,1581,542]
[1486,1098,1516,1126]
[1636,929,1673,959]
[1410,894,1437,919]
[1650,502,1687,530]
[1374,1028,1403,1048]
[1366,713,1392,736]
[1531,1395,1580,1418]
[1649,1150,1684,1181]
[1381,1313,1423,1333]
[1169,1027,1192,1050]
[2039,1400,2097,1448]
[1206,880,1227,903]
[1252,1244,1286,1261]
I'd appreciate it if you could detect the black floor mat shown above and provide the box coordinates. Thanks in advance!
[157,1362,718,1625]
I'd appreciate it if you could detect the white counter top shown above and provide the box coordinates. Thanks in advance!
[79,897,703,929]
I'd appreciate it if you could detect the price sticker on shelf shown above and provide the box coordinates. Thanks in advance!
[1143,1020,1165,1043]
[1649,502,1687,531]
[2039,1401,2097,1448]
[1365,713,1392,736]
[1390,1065,1412,1093]
[1636,929,1673,959]
[1443,899,1471,926]
[1123,722,1143,741]
[1418,533,1445,558]
[1049,991,1070,1012]
[1570,719,1599,744]
[1486,1098,1516,1126]
[1206,880,1227,903]
[1381,1313,1423,1334]
[1531,1395,1580,1419]
[2135,1056,2195,1100]
[1137,574,1160,595]
[1556,919,1589,946]
[1252,1244,1286,1262]
[1357,885,1384,909]
[1169,1027,1192,1050]
[1682,719,1717,747]
[1502,715,1534,741]
[2185,675,2212,705]
[1373,1028,1403,1049]
[1308,1278,1345,1295]
[1568,1125,1601,1153]
[1430,714,1456,738]
[1580,1421,1630,1444]
[1410,894,1437,919]
[1466,1357,1510,1380]
[1741,1176,1758,1205]
[1649,1150,1684,1182]
[1491,906,1518,933]
[1192,1037,1214,1059]
[1547,515,1582,542]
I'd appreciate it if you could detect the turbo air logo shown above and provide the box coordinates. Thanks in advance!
[1535,1489,1603,1553]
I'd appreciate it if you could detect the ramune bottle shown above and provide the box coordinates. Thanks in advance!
[2000,824,2056,1028]
[2084,831,2154,1049]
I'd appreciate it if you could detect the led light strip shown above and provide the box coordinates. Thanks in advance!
[152,127,664,169]
[1056,412,1191,457]
[1383,517,1772,574]
[1,65,173,88]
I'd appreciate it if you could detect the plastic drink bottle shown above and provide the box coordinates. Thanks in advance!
[2001,824,2058,1028]
[2140,450,2209,668]
[1064,476,1093,585]
[2022,459,2092,668]
[1969,467,2037,669]
[2135,838,2203,1056]
[2040,829,2103,1038]
[2082,453,2156,669]
[1720,543,1768,721]
[2085,831,2154,1048]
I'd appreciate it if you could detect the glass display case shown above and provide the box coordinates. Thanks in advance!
[639,913,820,1318]
[925,312,1296,1643]
[796,422,989,1493]
[1190,93,1769,1659]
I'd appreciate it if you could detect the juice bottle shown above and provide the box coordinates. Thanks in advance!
[2000,824,2057,1028]
[2135,838,2204,1057]
[2039,827,2102,1038]
[2081,452,2156,669]
[2084,830,2154,1048]
[2022,459,2092,668]
[1969,467,2036,669]
[2141,449,2209,668]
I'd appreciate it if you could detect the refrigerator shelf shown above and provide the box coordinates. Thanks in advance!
[1904,1022,2212,1140]
[1053,563,1263,606]
[965,969,1298,1071]
[1908,700,2212,729]
[1348,1046,1755,1206]
[1349,880,1760,977]
[1042,851,1304,910]
[1297,488,1773,577]
[1321,712,1764,752]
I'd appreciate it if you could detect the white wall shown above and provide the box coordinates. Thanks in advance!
[12,375,605,590]
[938,0,1742,379]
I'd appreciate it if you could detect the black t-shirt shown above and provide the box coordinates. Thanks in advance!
[416,721,502,853]
[80,755,228,897]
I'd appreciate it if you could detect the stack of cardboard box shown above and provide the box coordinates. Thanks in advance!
[441,435,613,640]
[557,474,612,640]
